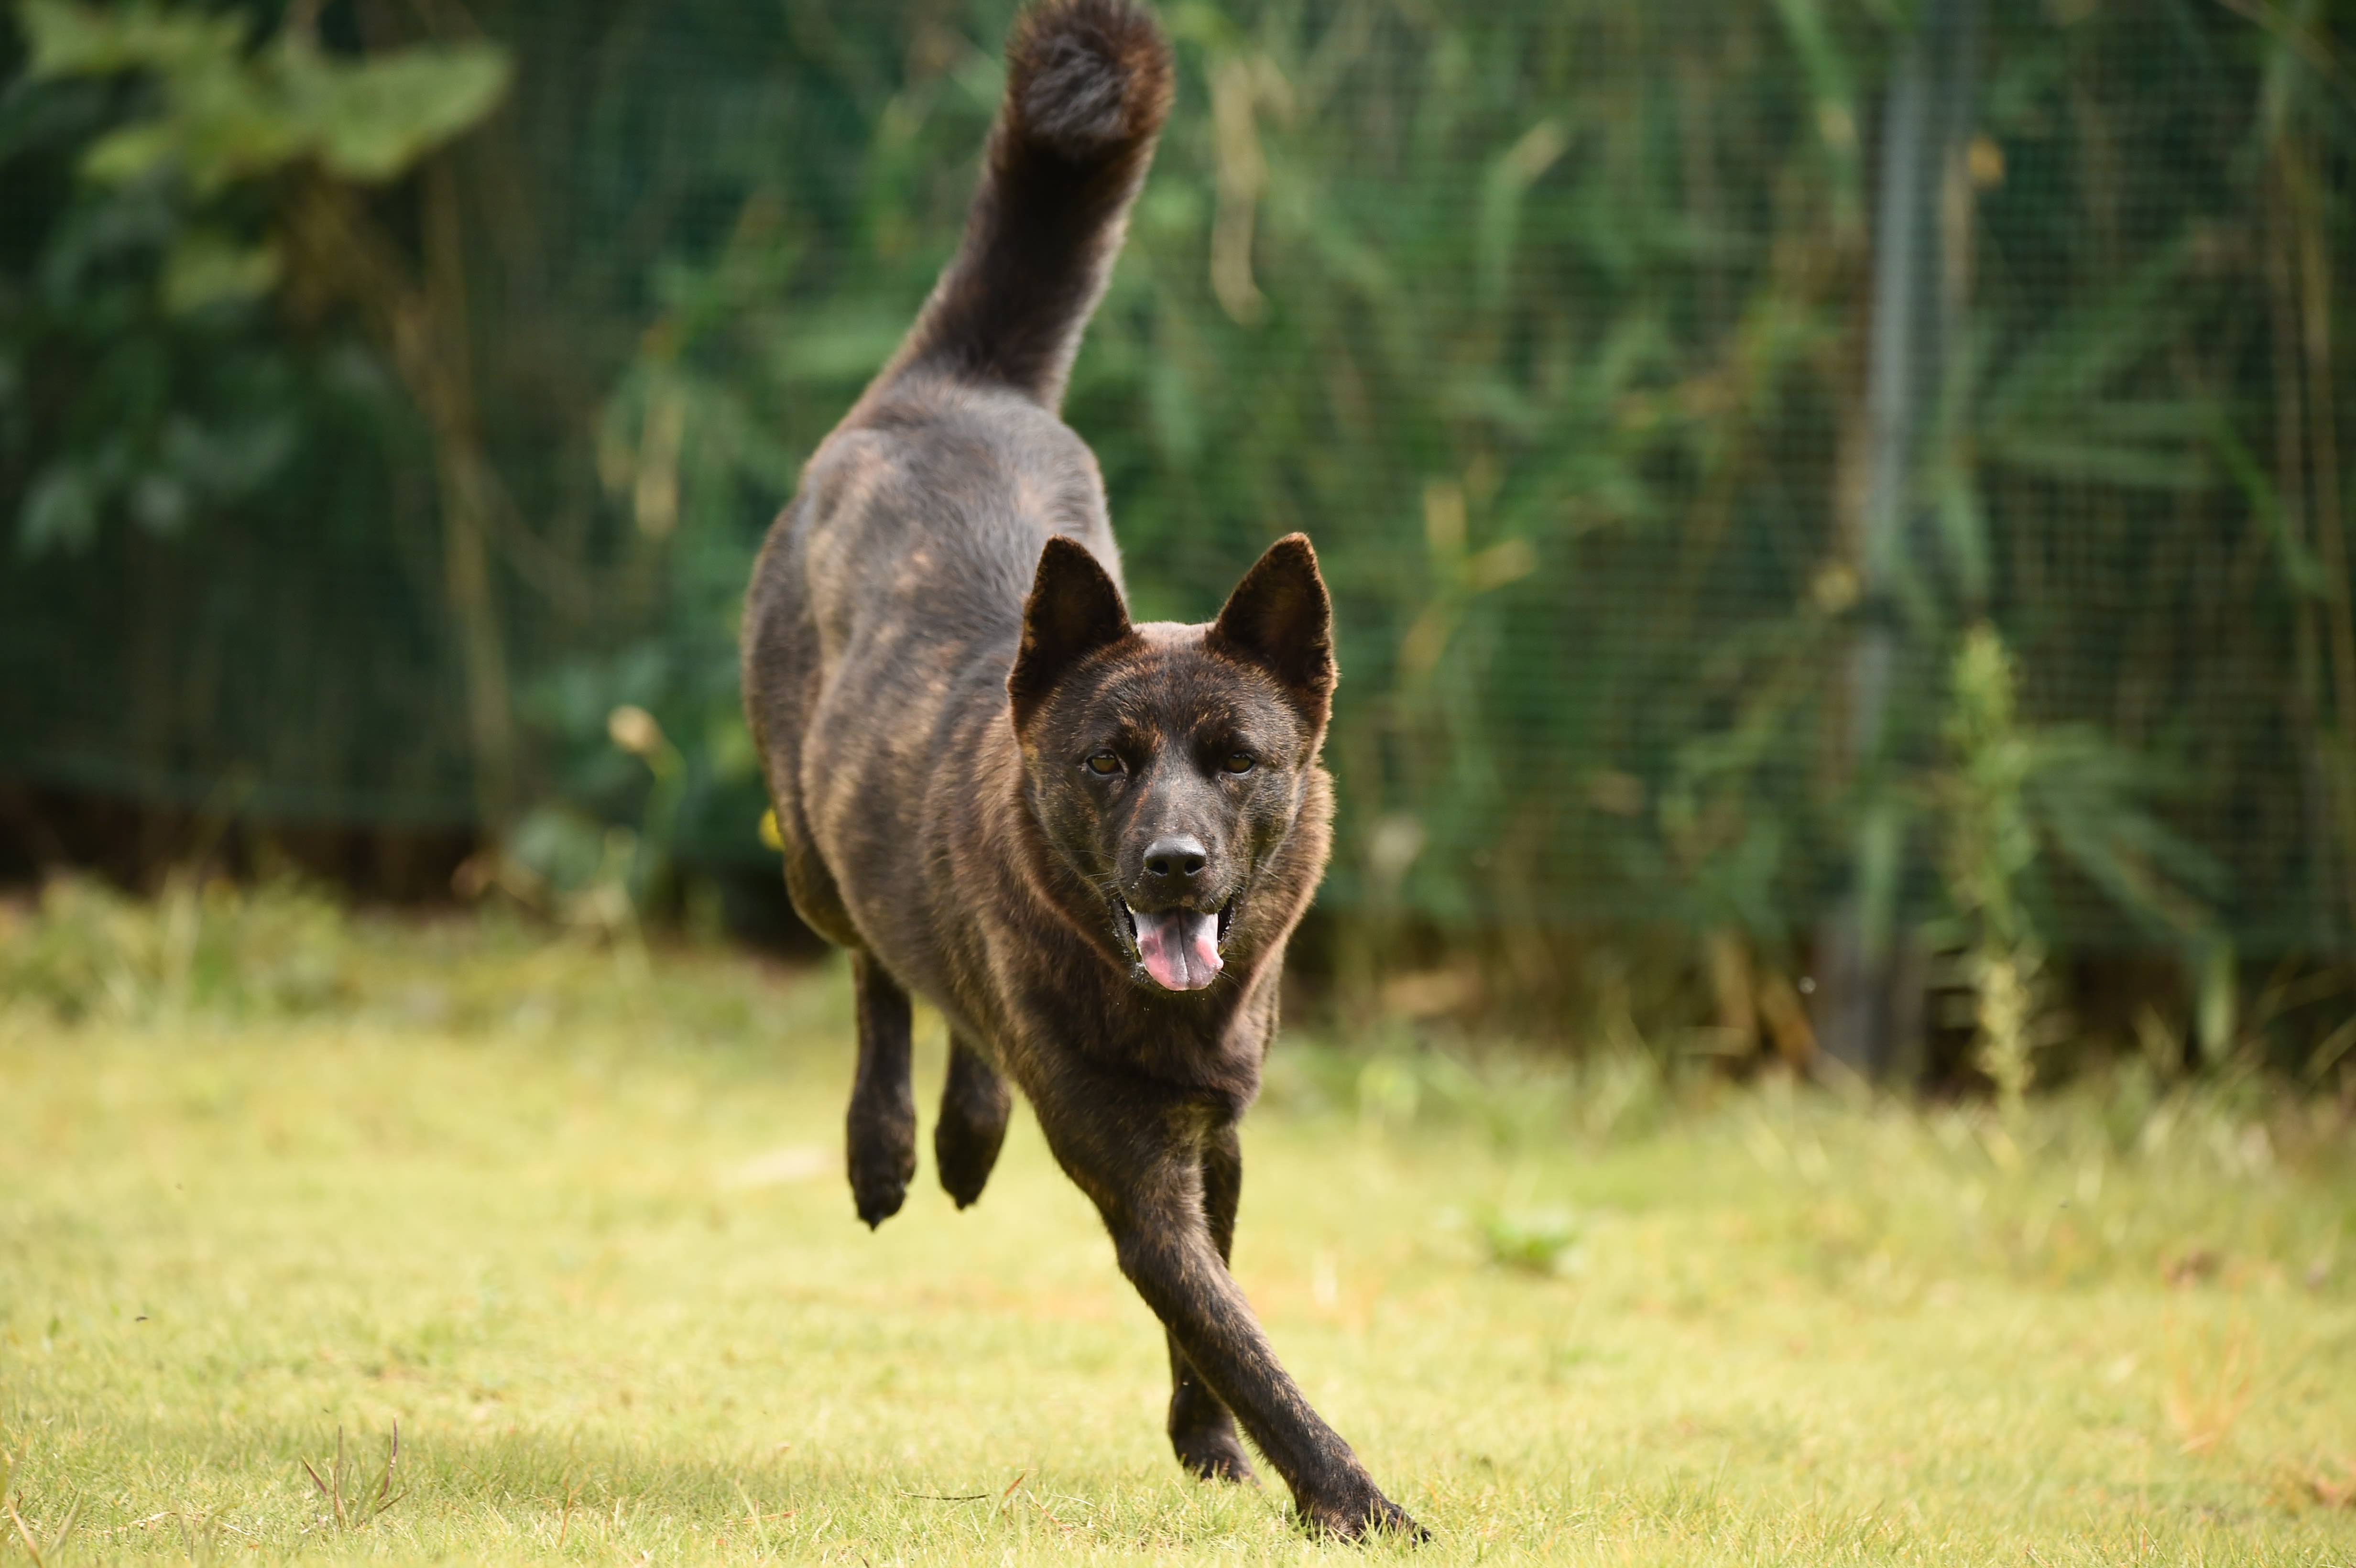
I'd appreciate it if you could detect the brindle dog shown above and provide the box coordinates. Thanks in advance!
[741,0,1419,1540]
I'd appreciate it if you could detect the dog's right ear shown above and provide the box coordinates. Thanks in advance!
[1009,536,1131,731]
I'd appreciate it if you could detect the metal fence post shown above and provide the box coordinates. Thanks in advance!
[1818,0,1983,1079]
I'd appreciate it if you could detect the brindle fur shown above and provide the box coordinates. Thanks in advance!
[740,0,1419,1539]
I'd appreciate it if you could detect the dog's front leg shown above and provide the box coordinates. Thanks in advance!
[845,952,916,1227]
[1167,1121,1253,1482]
[1037,1092,1420,1541]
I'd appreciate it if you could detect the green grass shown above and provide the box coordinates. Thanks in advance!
[2,889,2354,1563]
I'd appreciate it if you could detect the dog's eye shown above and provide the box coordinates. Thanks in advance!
[1222,752,1255,775]
[1085,752,1124,776]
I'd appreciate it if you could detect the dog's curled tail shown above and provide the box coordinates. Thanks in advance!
[883,0,1172,410]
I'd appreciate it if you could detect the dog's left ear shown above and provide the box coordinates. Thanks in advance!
[1209,533,1336,729]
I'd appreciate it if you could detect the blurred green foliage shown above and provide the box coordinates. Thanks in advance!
[3,1,504,552]
[0,0,2351,1059]
[20,0,506,195]
[0,870,352,1022]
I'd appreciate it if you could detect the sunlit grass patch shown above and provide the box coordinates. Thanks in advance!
[1,897,2352,1563]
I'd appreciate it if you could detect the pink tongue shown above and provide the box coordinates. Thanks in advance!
[1134,907,1222,991]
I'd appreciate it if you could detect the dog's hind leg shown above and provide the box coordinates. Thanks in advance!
[845,952,917,1228]
[1167,1122,1255,1482]
[935,1036,1011,1209]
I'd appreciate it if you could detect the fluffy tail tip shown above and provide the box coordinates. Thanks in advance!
[1006,0,1173,159]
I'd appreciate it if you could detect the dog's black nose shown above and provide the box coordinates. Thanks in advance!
[1142,835,1208,882]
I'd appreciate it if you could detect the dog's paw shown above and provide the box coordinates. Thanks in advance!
[846,1102,916,1229]
[1299,1487,1427,1545]
[1172,1425,1255,1484]
[933,1098,1009,1209]
[848,1139,914,1228]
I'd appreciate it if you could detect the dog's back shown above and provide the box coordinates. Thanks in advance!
[742,0,1171,982]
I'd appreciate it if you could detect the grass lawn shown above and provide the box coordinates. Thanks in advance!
[3,890,2354,1563]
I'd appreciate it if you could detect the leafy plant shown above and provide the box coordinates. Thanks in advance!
[19,2,505,193]
[1476,1205,1585,1276]
[1927,623,2220,1097]
[1936,625,2045,1106]
[7,0,508,552]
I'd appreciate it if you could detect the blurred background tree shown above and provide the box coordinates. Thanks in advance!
[0,0,2348,1085]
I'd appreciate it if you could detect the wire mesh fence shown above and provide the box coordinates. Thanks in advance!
[1,0,2351,996]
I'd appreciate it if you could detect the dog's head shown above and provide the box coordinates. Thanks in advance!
[1008,533,1335,993]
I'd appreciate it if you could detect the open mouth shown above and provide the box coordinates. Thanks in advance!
[1113,896,1235,992]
